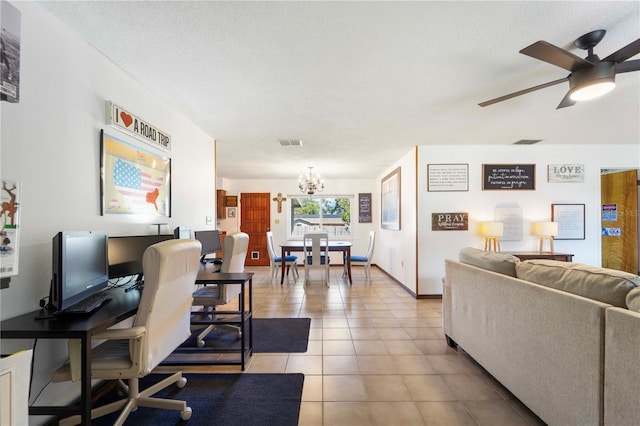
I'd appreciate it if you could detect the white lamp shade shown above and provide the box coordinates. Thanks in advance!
[479,222,504,237]
[532,221,558,237]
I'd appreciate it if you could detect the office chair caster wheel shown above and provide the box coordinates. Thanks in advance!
[181,407,192,421]
[197,339,206,348]
[177,377,187,388]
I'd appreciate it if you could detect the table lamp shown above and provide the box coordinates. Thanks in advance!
[479,222,504,252]
[532,221,558,253]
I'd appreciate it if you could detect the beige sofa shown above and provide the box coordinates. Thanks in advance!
[443,247,640,426]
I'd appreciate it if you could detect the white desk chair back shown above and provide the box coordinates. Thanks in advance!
[219,232,250,300]
[303,232,330,286]
[192,232,249,346]
[54,239,201,426]
[0,349,33,426]
[347,231,375,281]
[266,231,299,283]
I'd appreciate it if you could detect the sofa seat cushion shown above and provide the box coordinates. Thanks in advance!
[515,259,640,308]
[459,247,519,277]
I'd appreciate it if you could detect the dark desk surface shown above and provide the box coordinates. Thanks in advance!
[0,287,141,338]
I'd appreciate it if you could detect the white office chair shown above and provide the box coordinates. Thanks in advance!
[52,239,201,426]
[266,231,299,283]
[344,230,375,281]
[192,232,249,347]
[0,349,33,426]
[303,232,330,286]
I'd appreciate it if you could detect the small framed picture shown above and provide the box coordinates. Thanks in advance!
[225,195,238,207]
[227,207,237,219]
[552,203,585,240]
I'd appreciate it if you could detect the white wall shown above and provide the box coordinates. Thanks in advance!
[0,2,215,416]
[417,144,640,295]
[374,148,418,295]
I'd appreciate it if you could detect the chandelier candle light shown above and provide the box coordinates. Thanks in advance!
[298,167,324,195]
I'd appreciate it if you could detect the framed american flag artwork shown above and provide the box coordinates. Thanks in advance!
[100,130,171,216]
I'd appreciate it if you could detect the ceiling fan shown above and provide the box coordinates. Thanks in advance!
[479,29,640,109]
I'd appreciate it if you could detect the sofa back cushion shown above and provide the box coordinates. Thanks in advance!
[459,247,519,277]
[515,260,640,308]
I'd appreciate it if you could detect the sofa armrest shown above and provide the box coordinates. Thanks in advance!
[605,307,640,426]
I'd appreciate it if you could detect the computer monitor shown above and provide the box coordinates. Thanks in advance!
[193,230,222,263]
[50,231,109,311]
[107,234,174,280]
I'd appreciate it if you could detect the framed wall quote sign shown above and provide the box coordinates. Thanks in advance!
[552,203,585,240]
[431,212,469,231]
[482,164,535,190]
[358,193,372,223]
[427,164,469,192]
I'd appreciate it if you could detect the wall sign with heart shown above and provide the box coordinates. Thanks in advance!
[106,101,171,151]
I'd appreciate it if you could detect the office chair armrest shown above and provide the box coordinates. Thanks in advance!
[67,326,146,381]
[92,326,145,340]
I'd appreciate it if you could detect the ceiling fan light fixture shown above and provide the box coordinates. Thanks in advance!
[568,62,616,102]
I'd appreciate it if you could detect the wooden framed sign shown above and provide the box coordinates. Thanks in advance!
[431,212,469,231]
[482,164,535,190]
[358,193,372,223]
[427,163,469,192]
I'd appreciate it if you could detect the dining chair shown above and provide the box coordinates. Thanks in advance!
[52,239,201,425]
[303,232,330,286]
[344,230,375,281]
[266,231,299,283]
[191,232,249,347]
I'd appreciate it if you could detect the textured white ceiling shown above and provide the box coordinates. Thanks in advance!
[36,1,640,180]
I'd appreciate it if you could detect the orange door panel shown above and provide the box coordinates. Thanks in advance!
[240,193,271,266]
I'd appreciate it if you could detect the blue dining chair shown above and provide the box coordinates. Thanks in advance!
[266,231,299,283]
[344,231,375,281]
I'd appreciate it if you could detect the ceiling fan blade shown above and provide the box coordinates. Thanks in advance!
[616,59,640,74]
[479,77,567,107]
[603,38,640,63]
[520,41,592,71]
[556,91,576,109]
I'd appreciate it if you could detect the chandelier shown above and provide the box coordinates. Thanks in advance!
[298,166,324,195]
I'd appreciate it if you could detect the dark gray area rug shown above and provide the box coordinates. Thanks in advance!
[183,317,311,353]
[92,373,304,426]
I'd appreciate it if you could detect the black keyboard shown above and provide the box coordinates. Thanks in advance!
[56,292,110,315]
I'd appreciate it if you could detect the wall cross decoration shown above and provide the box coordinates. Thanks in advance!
[272,192,287,213]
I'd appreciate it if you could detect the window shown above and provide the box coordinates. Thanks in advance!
[288,196,353,238]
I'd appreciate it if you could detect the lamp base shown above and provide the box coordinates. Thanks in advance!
[538,236,554,253]
[484,237,501,252]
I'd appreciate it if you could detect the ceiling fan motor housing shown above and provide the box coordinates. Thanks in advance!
[568,61,616,101]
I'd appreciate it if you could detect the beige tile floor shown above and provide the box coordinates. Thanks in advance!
[169,265,546,426]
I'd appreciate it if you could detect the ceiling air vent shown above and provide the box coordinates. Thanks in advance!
[513,139,542,145]
[278,139,303,147]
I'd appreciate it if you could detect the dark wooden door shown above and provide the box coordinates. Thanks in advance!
[240,193,271,267]
[601,170,638,274]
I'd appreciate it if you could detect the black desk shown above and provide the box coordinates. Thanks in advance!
[0,287,140,426]
[164,267,255,370]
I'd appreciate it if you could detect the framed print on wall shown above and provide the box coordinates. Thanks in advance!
[358,193,372,223]
[482,164,535,190]
[552,203,585,240]
[101,130,171,216]
[381,167,401,230]
[427,163,469,192]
